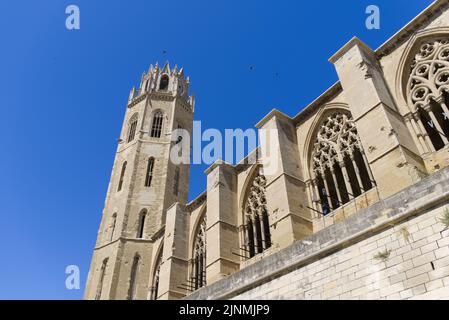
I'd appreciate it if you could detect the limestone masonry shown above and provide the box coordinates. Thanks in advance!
[85,0,449,300]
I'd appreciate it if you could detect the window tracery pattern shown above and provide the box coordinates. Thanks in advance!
[191,215,206,290]
[243,171,271,258]
[150,111,164,138]
[310,111,375,215]
[406,38,449,152]
[127,114,138,143]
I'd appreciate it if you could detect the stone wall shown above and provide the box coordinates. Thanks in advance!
[186,167,449,300]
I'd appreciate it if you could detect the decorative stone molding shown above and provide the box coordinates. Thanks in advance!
[407,38,449,110]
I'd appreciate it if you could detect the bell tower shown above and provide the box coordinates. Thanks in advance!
[84,62,194,300]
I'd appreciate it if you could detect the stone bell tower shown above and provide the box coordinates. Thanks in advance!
[84,62,194,300]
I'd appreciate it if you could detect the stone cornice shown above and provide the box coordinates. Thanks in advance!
[329,37,374,64]
[376,0,449,58]
[204,159,235,175]
[255,108,293,129]
[127,91,192,112]
[186,191,207,212]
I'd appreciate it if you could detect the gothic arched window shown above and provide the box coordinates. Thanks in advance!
[159,75,169,91]
[150,248,163,300]
[137,210,147,239]
[127,254,140,300]
[108,213,117,242]
[150,112,164,138]
[127,114,138,143]
[310,111,375,215]
[406,38,449,152]
[117,161,127,192]
[243,170,271,258]
[191,215,206,290]
[145,157,155,187]
[95,258,108,300]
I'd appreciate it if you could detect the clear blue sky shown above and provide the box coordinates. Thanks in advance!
[0,0,433,299]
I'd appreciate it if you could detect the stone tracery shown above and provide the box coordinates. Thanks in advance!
[406,38,449,152]
[310,111,375,215]
[191,215,206,290]
[243,171,271,258]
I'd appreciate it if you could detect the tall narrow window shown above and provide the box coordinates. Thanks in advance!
[127,115,138,143]
[137,210,146,239]
[191,215,206,290]
[145,157,155,187]
[243,171,271,258]
[108,213,117,242]
[150,112,164,138]
[117,161,127,192]
[173,166,180,196]
[127,255,140,300]
[95,258,108,300]
[150,248,163,300]
[159,75,169,91]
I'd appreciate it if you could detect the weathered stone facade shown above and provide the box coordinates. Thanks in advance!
[85,0,449,300]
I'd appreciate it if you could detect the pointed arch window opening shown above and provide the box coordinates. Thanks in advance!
[95,258,108,300]
[127,255,140,300]
[311,111,376,216]
[145,158,155,187]
[159,75,169,91]
[190,216,207,290]
[243,172,272,259]
[137,211,147,239]
[127,115,138,143]
[117,161,127,192]
[150,249,163,300]
[406,38,449,152]
[150,112,164,138]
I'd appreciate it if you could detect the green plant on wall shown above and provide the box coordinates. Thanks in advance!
[440,208,449,230]
[398,226,411,244]
[373,249,391,262]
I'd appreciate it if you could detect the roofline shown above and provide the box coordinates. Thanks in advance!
[375,0,444,57]
[277,0,445,126]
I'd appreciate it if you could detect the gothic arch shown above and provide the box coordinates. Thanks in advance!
[149,242,163,300]
[190,210,207,290]
[396,28,449,152]
[149,109,166,138]
[126,113,139,143]
[240,165,271,258]
[239,164,263,215]
[127,253,141,300]
[307,108,375,215]
[303,103,351,180]
[159,74,170,91]
[189,204,207,248]
[396,27,449,109]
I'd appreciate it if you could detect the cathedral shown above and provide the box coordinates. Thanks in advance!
[85,0,449,300]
